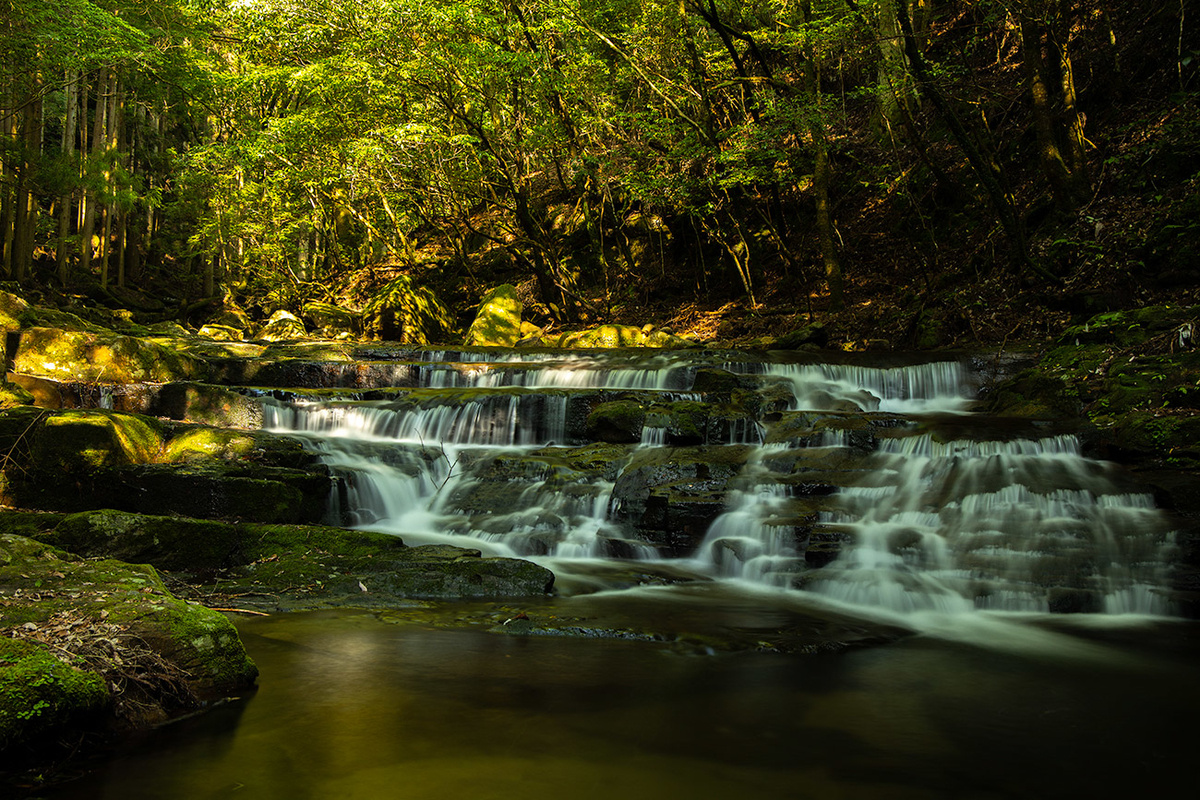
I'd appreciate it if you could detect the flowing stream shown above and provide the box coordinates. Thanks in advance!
[260,349,1179,616]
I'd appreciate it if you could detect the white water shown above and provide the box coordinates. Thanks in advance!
[263,352,1180,617]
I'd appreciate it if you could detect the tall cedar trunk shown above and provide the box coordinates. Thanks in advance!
[80,72,107,277]
[877,0,911,135]
[13,75,43,283]
[100,71,118,289]
[115,78,126,288]
[57,69,79,285]
[801,1,845,309]
[1,71,15,278]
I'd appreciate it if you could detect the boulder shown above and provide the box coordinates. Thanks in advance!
[197,324,244,341]
[255,310,307,342]
[0,533,257,756]
[362,275,454,344]
[303,301,361,338]
[11,327,208,383]
[464,285,523,347]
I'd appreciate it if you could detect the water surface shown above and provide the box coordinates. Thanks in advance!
[51,605,1199,799]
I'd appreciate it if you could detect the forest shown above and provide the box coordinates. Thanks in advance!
[2,0,1196,346]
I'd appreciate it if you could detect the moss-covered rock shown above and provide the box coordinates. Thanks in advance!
[0,638,110,754]
[586,400,646,443]
[464,284,523,347]
[47,510,245,572]
[303,301,361,338]
[362,275,454,344]
[255,310,307,342]
[30,410,164,473]
[197,324,244,341]
[0,532,257,760]
[557,324,693,349]
[1057,304,1198,347]
[11,327,208,383]
[17,511,554,608]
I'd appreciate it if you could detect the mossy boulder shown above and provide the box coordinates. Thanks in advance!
[0,381,33,409]
[303,301,361,338]
[0,290,32,330]
[0,533,257,758]
[586,400,646,443]
[557,324,692,349]
[30,410,164,473]
[464,285,523,347]
[152,383,266,429]
[0,638,110,755]
[362,275,454,344]
[197,324,244,341]
[255,310,307,342]
[775,323,829,350]
[1057,305,1198,347]
[47,510,245,572]
[11,327,208,383]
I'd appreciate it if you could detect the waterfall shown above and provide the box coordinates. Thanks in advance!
[263,350,1181,616]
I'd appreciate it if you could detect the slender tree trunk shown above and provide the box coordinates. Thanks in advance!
[13,74,43,283]
[81,72,107,277]
[801,1,845,309]
[1,73,16,278]
[57,69,79,286]
[100,71,118,289]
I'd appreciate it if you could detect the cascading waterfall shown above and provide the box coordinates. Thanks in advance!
[802,434,1176,614]
[263,350,1180,616]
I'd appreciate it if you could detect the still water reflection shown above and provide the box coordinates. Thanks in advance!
[52,608,1198,799]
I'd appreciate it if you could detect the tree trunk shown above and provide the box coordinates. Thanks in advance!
[57,69,79,286]
[896,0,1051,278]
[100,71,119,289]
[1,72,16,279]
[1020,8,1087,212]
[13,75,43,283]
[801,1,845,309]
[81,72,108,277]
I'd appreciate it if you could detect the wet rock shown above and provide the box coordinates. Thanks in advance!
[611,446,752,552]
[464,284,523,347]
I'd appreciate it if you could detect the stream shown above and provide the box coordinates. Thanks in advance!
[45,347,1198,796]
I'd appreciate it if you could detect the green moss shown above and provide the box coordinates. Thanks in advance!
[48,510,244,571]
[0,638,110,751]
[464,285,523,347]
[30,410,163,473]
[586,400,646,443]
[12,327,208,383]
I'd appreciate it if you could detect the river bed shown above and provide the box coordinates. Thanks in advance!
[48,598,1198,799]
